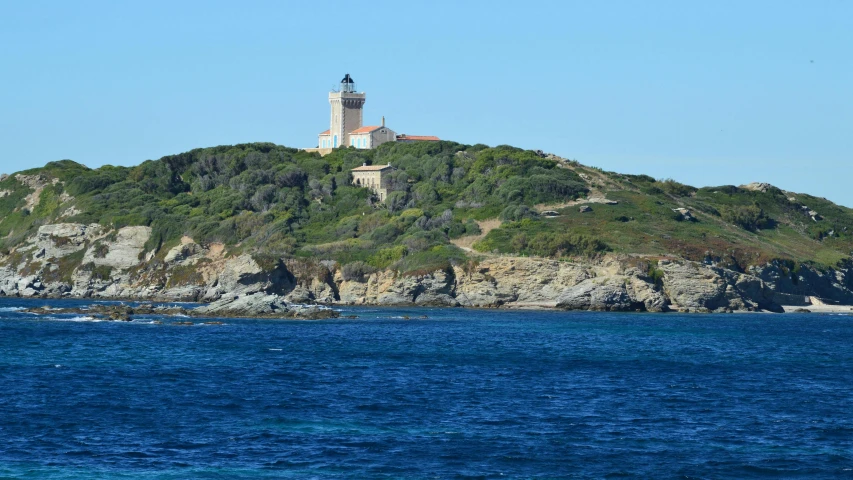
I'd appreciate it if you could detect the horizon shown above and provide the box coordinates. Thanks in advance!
[1,1,851,205]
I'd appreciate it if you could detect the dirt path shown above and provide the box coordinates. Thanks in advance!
[451,219,502,253]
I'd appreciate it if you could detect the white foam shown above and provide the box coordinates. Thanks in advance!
[59,316,102,322]
[289,303,333,310]
[268,348,283,351]
[0,307,24,312]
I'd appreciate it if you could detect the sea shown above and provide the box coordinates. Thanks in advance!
[1,297,852,479]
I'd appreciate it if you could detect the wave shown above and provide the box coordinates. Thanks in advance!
[0,307,25,312]
[55,316,102,322]
[289,303,333,310]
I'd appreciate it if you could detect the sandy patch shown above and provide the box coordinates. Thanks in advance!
[451,219,502,252]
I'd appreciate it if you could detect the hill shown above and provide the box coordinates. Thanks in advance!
[1,141,852,313]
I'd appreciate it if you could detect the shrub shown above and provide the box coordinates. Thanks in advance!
[448,218,480,238]
[341,261,376,282]
[646,261,665,287]
[658,179,696,197]
[93,243,110,259]
[386,191,409,213]
[500,205,538,222]
[527,233,609,257]
[393,245,466,276]
[369,245,408,269]
[720,205,773,231]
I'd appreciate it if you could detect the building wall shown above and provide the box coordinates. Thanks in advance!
[318,134,331,148]
[351,169,391,201]
[370,127,396,149]
[348,128,395,149]
[329,91,365,147]
[349,133,371,149]
[303,147,334,156]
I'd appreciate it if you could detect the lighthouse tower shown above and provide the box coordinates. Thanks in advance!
[326,74,365,148]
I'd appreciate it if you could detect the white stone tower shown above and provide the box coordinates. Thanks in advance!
[328,74,365,148]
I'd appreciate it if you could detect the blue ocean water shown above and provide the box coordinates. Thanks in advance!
[1,298,852,479]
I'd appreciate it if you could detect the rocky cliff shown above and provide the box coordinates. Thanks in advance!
[4,222,850,313]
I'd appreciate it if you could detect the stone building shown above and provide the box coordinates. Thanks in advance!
[307,74,439,156]
[351,163,392,202]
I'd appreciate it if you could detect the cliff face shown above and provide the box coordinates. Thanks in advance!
[2,222,849,313]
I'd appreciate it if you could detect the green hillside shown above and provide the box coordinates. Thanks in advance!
[1,141,851,275]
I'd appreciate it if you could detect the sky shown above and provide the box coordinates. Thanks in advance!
[1,0,851,204]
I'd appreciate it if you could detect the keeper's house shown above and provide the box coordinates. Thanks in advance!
[350,163,392,202]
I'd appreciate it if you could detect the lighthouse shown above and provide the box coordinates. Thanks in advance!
[313,74,438,154]
[321,74,365,149]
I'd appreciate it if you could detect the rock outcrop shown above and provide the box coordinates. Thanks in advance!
[659,260,781,312]
[4,221,852,314]
[195,293,338,319]
[749,260,853,305]
[741,182,775,193]
[32,223,103,259]
[82,226,151,269]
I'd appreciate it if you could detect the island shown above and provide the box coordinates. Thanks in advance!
[1,140,853,315]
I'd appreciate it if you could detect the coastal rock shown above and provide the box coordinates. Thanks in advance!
[163,241,203,265]
[454,257,589,307]
[196,293,290,316]
[284,285,314,304]
[412,270,458,306]
[83,226,151,270]
[214,255,294,296]
[556,278,634,311]
[337,279,369,305]
[660,261,781,312]
[625,276,669,312]
[0,222,838,313]
[749,261,853,305]
[34,223,102,260]
[285,277,337,304]
[357,269,459,306]
[194,293,337,319]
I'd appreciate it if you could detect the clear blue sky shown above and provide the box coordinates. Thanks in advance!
[1,1,851,204]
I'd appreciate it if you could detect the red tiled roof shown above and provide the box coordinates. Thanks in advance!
[319,129,330,135]
[350,126,382,134]
[397,135,440,141]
